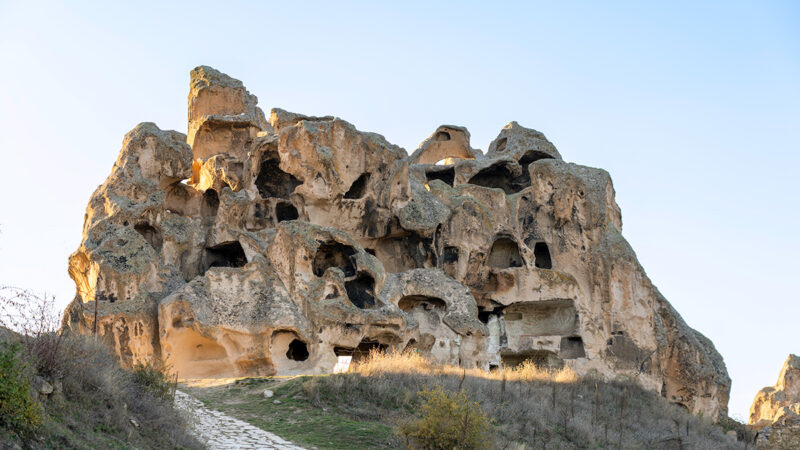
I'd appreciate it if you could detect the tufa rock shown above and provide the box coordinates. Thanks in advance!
[62,65,731,420]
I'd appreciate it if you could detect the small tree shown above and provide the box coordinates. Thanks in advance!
[399,385,492,449]
[0,341,42,436]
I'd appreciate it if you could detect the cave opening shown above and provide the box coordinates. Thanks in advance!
[534,242,552,269]
[398,295,446,312]
[467,163,528,195]
[435,131,451,141]
[275,201,299,222]
[426,167,455,187]
[560,336,585,359]
[312,241,357,277]
[442,246,459,264]
[205,241,247,270]
[255,153,301,199]
[334,338,387,362]
[344,173,370,199]
[519,150,553,167]
[488,237,523,269]
[202,189,219,217]
[345,272,376,309]
[134,222,163,251]
[286,339,309,361]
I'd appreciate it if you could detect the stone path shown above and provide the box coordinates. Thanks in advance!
[174,390,305,450]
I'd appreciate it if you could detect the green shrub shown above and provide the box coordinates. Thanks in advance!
[0,341,41,436]
[131,362,175,401]
[399,385,492,449]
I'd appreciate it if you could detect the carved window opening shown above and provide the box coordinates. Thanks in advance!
[426,167,455,187]
[312,241,357,277]
[519,150,552,167]
[467,163,528,194]
[286,339,309,361]
[398,295,446,312]
[134,222,163,251]
[275,201,299,222]
[255,153,301,199]
[345,272,376,309]
[560,336,585,359]
[435,131,451,141]
[205,241,247,270]
[495,137,507,152]
[488,237,523,269]
[202,189,219,217]
[534,242,552,269]
[334,339,387,362]
[344,173,370,199]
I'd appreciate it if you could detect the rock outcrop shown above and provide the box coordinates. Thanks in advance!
[749,355,800,447]
[62,66,730,419]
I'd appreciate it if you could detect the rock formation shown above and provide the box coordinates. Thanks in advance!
[749,355,800,447]
[62,66,730,419]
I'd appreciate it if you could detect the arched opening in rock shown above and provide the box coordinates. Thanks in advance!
[519,150,553,167]
[478,303,504,324]
[344,173,370,199]
[134,222,163,251]
[255,152,301,199]
[560,336,585,359]
[398,295,446,312]
[426,167,455,187]
[286,339,309,361]
[534,242,552,269]
[202,189,219,217]
[275,201,299,222]
[441,245,459,278]
[205,241,247,270]
[488,237,523,269]
[312,241,356,277]
[345,272,376,309]
[495,137,507,152]
[334,338,387,362]
[167,328,229,378]
[435,131,451,141]
[467,163,528,194]
[502,350,564,370]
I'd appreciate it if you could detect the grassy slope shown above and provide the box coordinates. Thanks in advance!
[187,352,746,449]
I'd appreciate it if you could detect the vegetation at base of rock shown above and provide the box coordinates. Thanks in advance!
[397,385,492,449]
[187,351,744,449]
[0,341,42,436]
[131,362,177,401]
[0,287,199,449]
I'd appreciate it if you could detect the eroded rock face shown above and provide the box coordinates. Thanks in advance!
[62,65,730,419]
[750,355,800,448]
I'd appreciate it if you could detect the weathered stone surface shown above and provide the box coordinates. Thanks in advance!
[751,355,800,426]
[63,66,730,420]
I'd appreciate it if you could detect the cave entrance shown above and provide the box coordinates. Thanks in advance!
[255,152,301,199]
[312,241,357,277]
[345,272,376,309]
[398,295,446,312]
[488,237,523,269]
[519,150,553,167]
[202,189,219,217]
[286,339,309,361]
[559,336,585,359]
[534,242,552,269]
[275,201,299,222]
[134,222,163,251]
[344,173,370,199]
[334,338,387,362]
[467,163,528,194]
[426,167,455,187]
[205,241,247,270]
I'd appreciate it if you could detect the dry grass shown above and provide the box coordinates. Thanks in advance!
[298,350,746,449]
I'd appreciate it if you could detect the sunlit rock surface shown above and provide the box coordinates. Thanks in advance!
[62,65,731,419]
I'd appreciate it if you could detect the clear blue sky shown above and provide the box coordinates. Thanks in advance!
[0,0,797,420]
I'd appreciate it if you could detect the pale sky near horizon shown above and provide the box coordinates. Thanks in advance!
[0,0,797,420]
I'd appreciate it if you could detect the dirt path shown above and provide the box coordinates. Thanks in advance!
[175,390,305,450]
